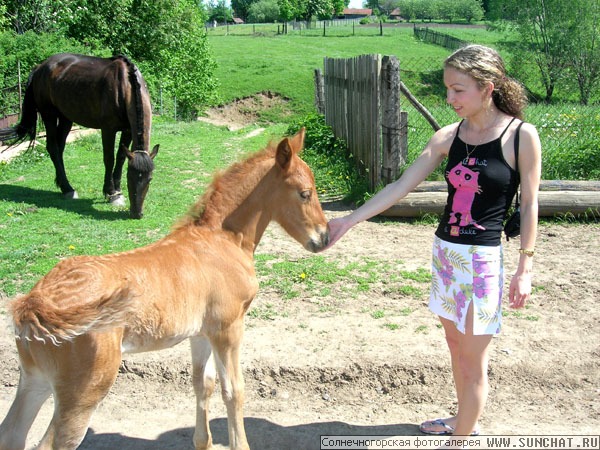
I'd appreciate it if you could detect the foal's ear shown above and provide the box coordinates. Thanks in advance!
[276,137,293,171]
[150,144,159,159]
[289,127,306,153]
[276,128,305,170]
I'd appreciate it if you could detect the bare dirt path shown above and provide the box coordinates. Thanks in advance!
[1,211,598,449]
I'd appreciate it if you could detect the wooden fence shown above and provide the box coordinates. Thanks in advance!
[314,54,408,190]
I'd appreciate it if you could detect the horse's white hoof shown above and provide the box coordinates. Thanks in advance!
[65,191,79,200]
[109,194,126,207]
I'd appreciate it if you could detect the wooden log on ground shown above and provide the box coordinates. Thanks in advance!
[410,180,600,192]
[381,180,600,217]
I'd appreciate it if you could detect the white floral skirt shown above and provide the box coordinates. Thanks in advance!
[429,236,504,335]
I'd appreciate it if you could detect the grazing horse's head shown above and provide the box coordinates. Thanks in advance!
[271,128,330,252]
[125,145,159,219]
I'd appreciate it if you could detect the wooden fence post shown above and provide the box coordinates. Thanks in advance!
[381,55,402,184]
[314,69,325,114]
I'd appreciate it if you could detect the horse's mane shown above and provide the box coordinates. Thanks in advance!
[112,55,146,151]
[129,151,155,173]
[175,143,279,230]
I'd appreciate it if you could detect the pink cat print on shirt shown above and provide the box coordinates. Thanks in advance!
[447,163,486,232]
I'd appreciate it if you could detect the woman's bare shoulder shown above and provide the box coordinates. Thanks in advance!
[428,122,460,156]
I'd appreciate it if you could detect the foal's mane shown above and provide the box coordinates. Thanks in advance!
[175,143,279,230]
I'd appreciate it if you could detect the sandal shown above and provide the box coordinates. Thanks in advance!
[419,418,480,436]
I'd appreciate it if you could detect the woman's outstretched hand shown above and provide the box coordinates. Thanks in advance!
[320,216,354,251]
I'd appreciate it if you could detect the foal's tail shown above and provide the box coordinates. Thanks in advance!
[9,287,136,345]
[0,79,38,145]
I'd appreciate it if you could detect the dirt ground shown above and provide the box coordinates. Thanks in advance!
[1,96,599,449]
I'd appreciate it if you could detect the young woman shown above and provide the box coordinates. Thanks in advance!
[324,44,542,437]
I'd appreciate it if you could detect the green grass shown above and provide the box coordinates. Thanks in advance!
[254,254,389,300]
[0,119,287,296]
[2,25,598,300]
[208,28,451,117]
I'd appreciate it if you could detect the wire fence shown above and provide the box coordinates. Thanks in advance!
[413,26,468,50]
[205,19,394,37]
[397,55,600,181]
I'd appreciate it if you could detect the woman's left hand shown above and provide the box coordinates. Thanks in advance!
[508,272,532,308]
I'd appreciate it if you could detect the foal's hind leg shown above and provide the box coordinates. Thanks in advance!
[35,332,122,450]
[0,356,52,450]
[190,336,216,450]
[211,321,249,450]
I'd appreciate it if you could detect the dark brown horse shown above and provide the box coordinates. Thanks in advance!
[0,53,159,219]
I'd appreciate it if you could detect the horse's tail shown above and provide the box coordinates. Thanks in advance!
[9,287,136,345]
[0,77,38,145]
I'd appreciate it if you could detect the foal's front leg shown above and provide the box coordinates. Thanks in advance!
[190,336,217,450]
[211,321,249,450]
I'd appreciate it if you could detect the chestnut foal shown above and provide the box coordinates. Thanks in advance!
[0,128,329,450]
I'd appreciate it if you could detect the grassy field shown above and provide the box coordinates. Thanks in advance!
[207,27,452,117]
[1,25,597,298]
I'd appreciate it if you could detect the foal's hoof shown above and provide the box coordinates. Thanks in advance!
[107,193,126,207]
[64,191,79,200]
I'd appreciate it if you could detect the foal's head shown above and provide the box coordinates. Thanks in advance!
[271,128,329,252]
[125,145,159,219]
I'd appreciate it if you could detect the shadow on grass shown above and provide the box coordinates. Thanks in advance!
[0,184,128,220]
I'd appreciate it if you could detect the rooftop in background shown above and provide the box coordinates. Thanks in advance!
[342,8,373,16]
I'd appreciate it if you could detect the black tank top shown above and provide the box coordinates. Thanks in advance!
[435,118,520,246]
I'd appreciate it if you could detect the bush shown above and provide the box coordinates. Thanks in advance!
[287,114,369,203]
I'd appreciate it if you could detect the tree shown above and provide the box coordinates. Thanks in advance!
[128,0,217,119]
[277,0,297,22]
[364,0,378,11]
[378,0,399,17]
[207,0,233,24]
[496,0,573,102]
[457,0,484,23]
[563,0,600,105]
[2,0,69,34]
[296,0,335,23]
[60,0,130,52]
[248,0,280,22]
[232,0,255,22]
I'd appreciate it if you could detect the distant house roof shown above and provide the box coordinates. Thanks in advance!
[232,17,244,24]
[342,8,373,16]
[389,8,404,19]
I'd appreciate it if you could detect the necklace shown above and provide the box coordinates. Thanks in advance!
[463,115,501,163]
[464,141,479,160]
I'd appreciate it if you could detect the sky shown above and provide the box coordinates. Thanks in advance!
[347,0,364,7]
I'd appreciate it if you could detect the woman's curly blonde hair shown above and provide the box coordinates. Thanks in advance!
[445,44,528,120]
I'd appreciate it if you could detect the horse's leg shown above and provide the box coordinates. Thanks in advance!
[35,332,122,450]
[113,130,132,194]
[211,321,249,450]
[100,130,125,206]
[190,336,216,450]
[0,341,52,450]
[42,113,77,199]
